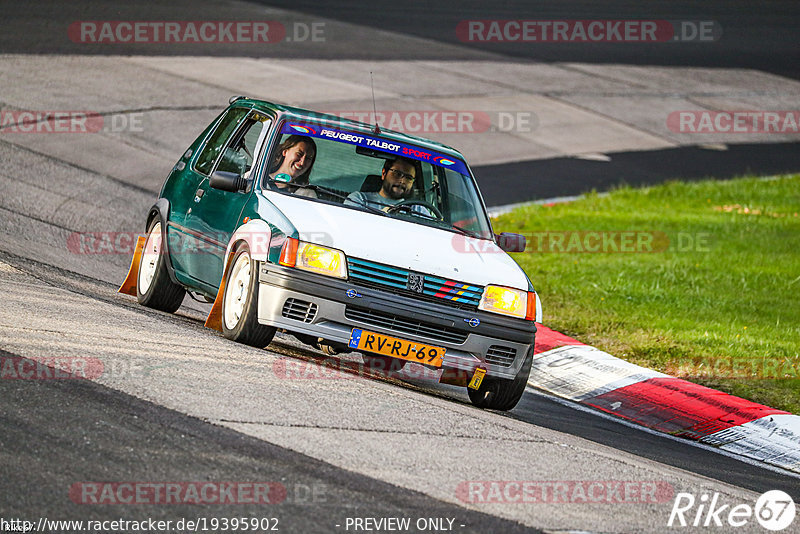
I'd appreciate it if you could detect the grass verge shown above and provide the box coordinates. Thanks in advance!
[493,174,800,413]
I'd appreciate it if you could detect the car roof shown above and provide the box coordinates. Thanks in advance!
[235,97,466,160]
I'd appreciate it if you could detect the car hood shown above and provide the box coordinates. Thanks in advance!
[266,193,530,290]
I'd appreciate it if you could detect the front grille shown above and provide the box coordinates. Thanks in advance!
[347,257,483,310]
[281,298,318,323]
[344,306,468,345]
[485,345,516,367]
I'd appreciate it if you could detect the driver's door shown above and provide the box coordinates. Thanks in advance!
[183,112,272,290]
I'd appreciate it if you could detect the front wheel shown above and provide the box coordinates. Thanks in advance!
[137,219,185,313]
[221,243,276,348]
[468,347,533,411]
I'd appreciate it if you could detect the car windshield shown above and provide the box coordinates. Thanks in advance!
[262,121,494,240]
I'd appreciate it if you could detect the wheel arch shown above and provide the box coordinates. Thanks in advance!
[224,219,273,263]
[205,219,273,331]
[145,198,182,286]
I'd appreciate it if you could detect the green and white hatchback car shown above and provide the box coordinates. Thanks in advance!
[123,97,541,411]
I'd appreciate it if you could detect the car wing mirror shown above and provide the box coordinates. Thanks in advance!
[496,232,526,253]
[210,171,247,193]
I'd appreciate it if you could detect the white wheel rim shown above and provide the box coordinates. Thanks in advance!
[138,222,162,294]
[224,252,251,330]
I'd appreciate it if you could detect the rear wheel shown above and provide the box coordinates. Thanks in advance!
[468,347,533,411]
[221,243,276,348]
[137,219,185,313]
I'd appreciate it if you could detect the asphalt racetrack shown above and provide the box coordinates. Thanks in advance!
[1,1,799,533]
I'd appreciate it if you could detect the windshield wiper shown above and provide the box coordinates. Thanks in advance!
[386,203,440,221]
[445,224,484,239]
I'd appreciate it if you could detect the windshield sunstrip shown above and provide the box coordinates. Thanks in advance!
[280,122,470,175]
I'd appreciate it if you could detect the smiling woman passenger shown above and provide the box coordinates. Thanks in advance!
[269,134,317,197]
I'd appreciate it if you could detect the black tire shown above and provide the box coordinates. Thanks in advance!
[468,346,533,411]
[362,354,407,373]
[221,243,276,348]
[137,219,185,313]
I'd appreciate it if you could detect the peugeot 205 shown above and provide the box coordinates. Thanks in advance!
[120,97,541,411]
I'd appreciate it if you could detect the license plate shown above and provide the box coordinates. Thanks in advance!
[348,328,445,367]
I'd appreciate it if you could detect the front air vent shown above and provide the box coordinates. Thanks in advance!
[485,345,516,367]
[281,298,317,323]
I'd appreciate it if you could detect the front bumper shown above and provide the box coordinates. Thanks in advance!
[257,263,536,379]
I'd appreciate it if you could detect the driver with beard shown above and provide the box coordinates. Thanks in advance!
[345,156,432,216]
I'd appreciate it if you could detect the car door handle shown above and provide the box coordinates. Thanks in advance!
[194,188,205,203]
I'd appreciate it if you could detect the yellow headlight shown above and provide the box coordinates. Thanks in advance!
[296,242,347,279]
[479,285,528,319]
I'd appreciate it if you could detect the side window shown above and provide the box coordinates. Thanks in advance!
[442,168,480,231]
[195,107,250,175]
[217,117,271,176]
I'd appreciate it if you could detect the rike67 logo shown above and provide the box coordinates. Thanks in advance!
[668,490,796,531]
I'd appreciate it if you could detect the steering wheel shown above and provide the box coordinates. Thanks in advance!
[386,200,443,220]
